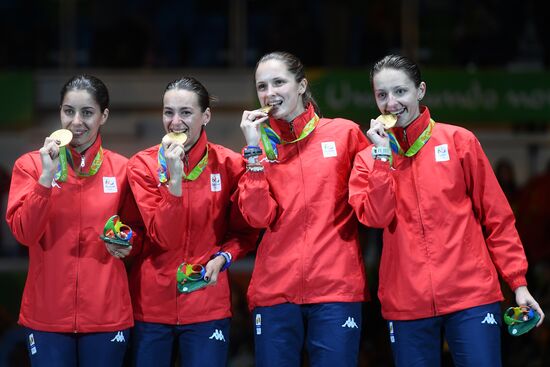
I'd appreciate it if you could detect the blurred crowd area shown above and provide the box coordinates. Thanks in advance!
[0,0,550,69]
[1,0,550,365]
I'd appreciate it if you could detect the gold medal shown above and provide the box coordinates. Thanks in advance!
[164,132,188,145]
[259,105,273,114]
[376,114,397,129]
[50,129,73,147]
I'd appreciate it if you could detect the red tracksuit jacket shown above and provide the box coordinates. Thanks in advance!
[236,104,370,310]
[6,136,140,332]
[349,107,528,320]
[127,131,258,325]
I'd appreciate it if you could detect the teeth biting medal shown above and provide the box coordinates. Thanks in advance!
[164,132,188,144]
[49,129,73,147]
[259,105,273,113]
[376,114,397,129]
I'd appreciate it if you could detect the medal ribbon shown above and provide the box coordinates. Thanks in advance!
[54,146,104,182]
[157,144,209,183]
[260,113,320,160]
[388,118,435,159]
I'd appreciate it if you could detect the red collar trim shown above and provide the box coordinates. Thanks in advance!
[270,103,315,140]
[67,135,102,172]
[186,130,208,170]
[392,106,431,151]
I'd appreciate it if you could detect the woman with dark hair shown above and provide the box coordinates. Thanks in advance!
[349,54,545,366]
[127,76,258,367]
[237,51,370,367]
[6,74,142,366]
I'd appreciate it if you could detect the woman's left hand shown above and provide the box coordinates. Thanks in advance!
[204,255,226,285]
[105,242,132,259]
[514,285,545,326]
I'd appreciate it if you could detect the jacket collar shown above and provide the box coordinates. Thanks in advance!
[391,106,430,151]
[185,129,208,171]
[67,134,102,173]
[269,103,315,141]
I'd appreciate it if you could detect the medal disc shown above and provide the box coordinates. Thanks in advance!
[50,129,73,147]
[376,114,397,129]
[165,132,188,144]
[259,105,273,113]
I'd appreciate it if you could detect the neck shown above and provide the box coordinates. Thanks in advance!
[72,139,94,154]
[283,104,306,123]
[400,111,421,129]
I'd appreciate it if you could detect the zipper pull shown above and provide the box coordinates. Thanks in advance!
[183,155,189,171]
[80,155,85,168]
[289,122,295,135]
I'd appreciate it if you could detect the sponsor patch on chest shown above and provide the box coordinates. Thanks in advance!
[434,144,450,162]
[210,173,222,192]
[103,177,118,193]
[321,141,337,158]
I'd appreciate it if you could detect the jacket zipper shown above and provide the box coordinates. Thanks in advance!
[293,136,308,303]
[410,157,437,316]
[74,180,82,332]
[80,155,85,168]
[183,155,189,175]
[177,180,190,325]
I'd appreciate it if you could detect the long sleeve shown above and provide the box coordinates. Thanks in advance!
[235,170,279,228]
[218,158,261,261]
[462,136,527,290]
[349,149,396,228]
[6,154,53,246]
[127,155,186,251]
[118,181,146,257]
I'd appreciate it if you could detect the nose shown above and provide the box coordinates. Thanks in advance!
[266,83,276,96]
[387,93,399,108]
[71,112,83,126]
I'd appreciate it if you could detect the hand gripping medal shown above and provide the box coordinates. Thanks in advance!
[177,262,209,294]
[100,215,133,246]
[504,306,540,336]
[376,114,397,129]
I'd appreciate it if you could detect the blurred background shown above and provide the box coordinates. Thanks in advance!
[0,0,549,365]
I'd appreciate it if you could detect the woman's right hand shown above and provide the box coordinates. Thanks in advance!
[240,110,269,146]
[38,137,60,187]
[366,118,390,148]
[161,136,185,196]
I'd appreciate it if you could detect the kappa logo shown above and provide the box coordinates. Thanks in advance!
[341,317,359,329]
[481,313,498,325]
[209,329,226,342]
[110,331,126,343]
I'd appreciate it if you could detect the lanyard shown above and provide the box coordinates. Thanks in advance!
[157,144,209,183]
[54,146,103,182]
[260,114,320,160]
[388,119,435,157]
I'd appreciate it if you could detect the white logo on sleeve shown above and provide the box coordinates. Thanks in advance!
[210,173,222,192]
[110,331,126,342]
[321,141,337,158]
[209,329,226,342]
[341,317,359,328]
[103,177,118,193]
[481,313,498,325]
[434,144,450,162]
